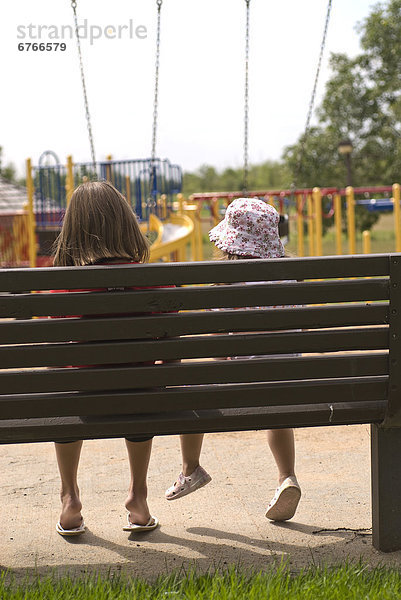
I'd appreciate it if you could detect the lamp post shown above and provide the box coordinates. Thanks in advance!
[338,139,353,187]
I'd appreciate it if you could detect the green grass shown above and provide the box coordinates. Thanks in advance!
[3,564,401,599]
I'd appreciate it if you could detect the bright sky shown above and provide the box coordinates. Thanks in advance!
[2,0,376,176]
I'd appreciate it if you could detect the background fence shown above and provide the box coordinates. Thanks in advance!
[34,156,183,230]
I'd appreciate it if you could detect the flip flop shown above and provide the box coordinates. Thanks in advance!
[123,514,159,532]
[56,519,86,536]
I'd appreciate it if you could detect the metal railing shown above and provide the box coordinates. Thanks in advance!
[33,157,183,229]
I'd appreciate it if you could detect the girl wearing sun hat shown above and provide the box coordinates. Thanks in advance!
[166,198,301,523]
[209,197,285,259]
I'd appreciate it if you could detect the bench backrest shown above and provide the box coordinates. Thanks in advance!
[0,254,399,443]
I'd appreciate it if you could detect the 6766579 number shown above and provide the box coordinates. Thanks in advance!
[18,42,67,51]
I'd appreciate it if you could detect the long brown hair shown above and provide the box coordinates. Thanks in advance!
[53,181,150,266]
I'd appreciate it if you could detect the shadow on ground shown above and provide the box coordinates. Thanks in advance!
[4,521,401,583]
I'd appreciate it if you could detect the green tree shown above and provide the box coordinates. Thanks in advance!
[284,0,401,232]
[183,161,291,196]
[1,163,17,182]
[284,126,345,188]
[0,145,20,184]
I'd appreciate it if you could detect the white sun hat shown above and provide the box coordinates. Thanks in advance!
[209,197,285,258]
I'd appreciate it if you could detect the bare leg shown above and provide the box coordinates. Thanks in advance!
[55,441,83,529]
[180,433,204,476]
[267,428,296,484]
[124,439,153,526]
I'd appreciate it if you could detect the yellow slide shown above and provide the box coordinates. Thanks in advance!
[140,213,195,262]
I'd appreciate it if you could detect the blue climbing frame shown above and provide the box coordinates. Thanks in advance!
[33,157,183,230]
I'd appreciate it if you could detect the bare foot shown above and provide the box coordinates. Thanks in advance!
[59,493,82,530]
[125,492,151,526]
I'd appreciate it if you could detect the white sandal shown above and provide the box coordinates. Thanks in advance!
[265,476,301,521]
[165,466,211,500]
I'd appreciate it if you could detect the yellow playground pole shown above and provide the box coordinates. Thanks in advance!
[160,194,168,220]
[195,207,203,261]
[334,193,342,255]
[313,187,323,256]
[211,198,220,226]
[346,186,356,254]
[363,230,371,254]
[25,158,36,268]
[183,204,196,261]
[177,193,185,216]
[125,175,131,206]
[66,155,74,205]
[12,214,23,264]
[307,193,315,256]
[296,194,304,257]
[393,183,401,252]
[106,154,113,183]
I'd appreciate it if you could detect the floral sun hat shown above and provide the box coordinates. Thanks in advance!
[209,197,285,258]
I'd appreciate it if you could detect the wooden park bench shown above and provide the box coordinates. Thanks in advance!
[0,254,400,552]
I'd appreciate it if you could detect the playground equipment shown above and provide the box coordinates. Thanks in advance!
[188,183,401,257]
[2,179,400,268]
[144,212,195,263]
[0,153,190,268]
[357,199,395,212]
[19,154,195,267]
[0,177,31,267]
[0,213,30,268]
[33,155,182,227]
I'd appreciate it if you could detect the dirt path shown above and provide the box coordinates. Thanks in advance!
[2,425,401,580]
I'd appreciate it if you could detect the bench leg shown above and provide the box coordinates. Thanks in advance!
[371,424,401,552]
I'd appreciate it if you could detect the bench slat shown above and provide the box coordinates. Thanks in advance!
[0,328,389,368]
[0,304,389,344]
[0,399,387,443]
[0,376,388,419]
[0,279,389,318]
[0,255,390,292]
[0,353,389,395]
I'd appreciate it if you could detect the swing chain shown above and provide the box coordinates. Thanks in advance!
[71,0,97,176]
[293,0,332,191]
[243,0,251,195]
[148,0,163,220]
[151,0,162,165]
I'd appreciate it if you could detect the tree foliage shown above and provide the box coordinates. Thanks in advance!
[0,146,18,182]
[183,161,291,196]
[286,0,401,191]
